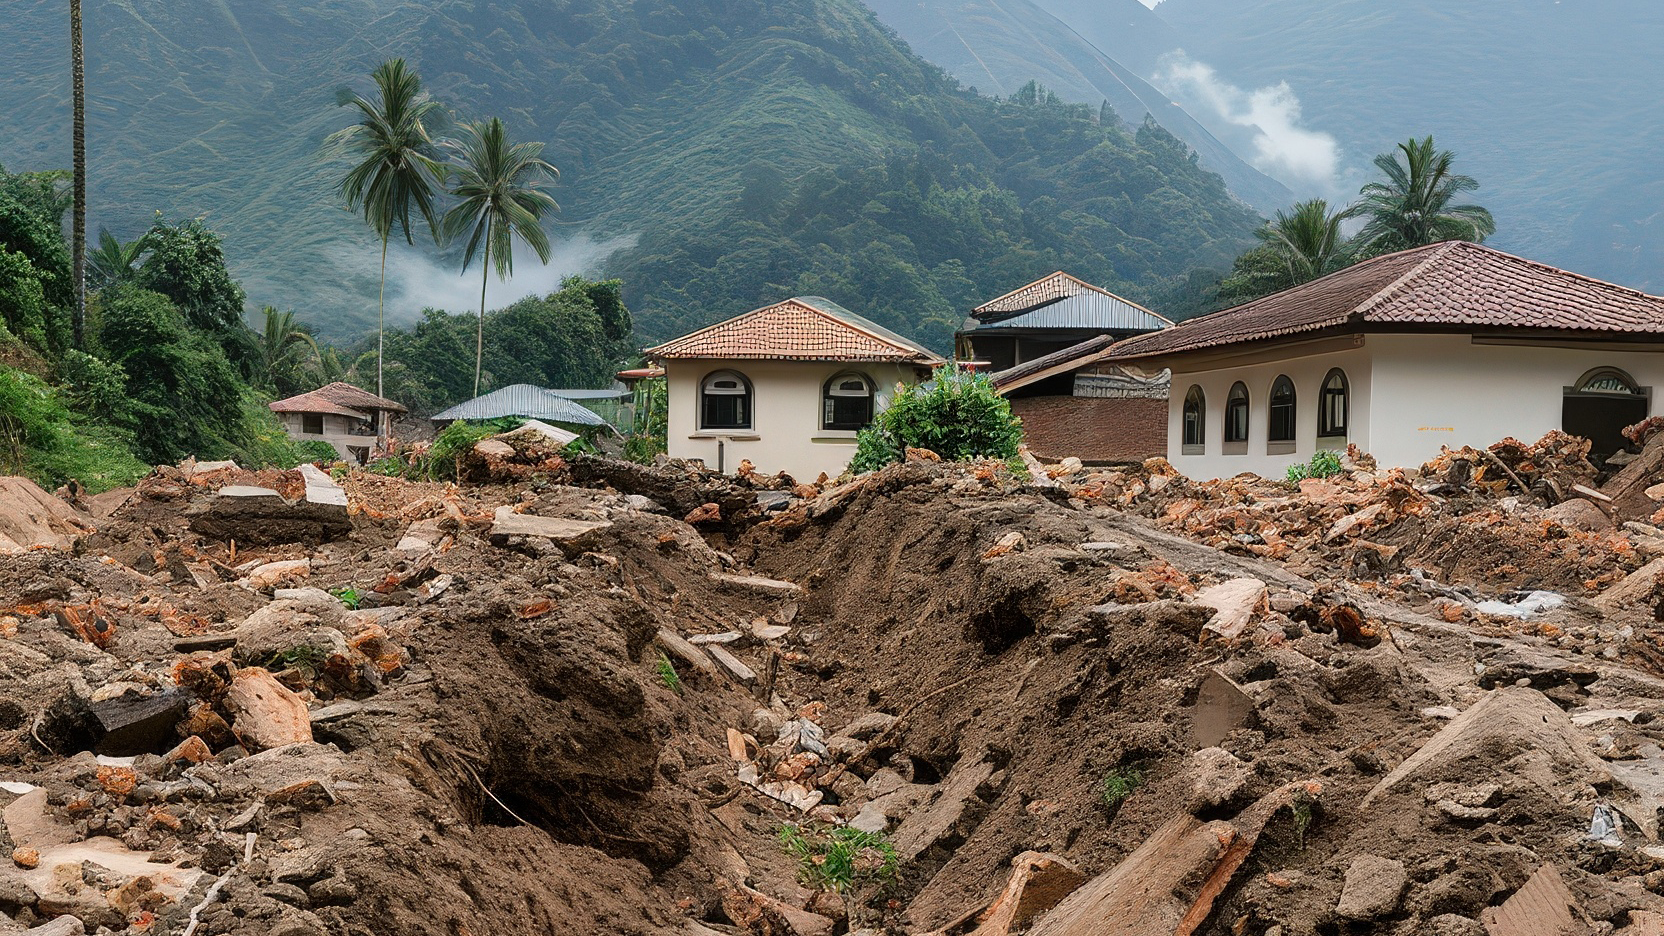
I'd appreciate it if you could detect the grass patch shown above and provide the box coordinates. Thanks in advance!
[655,653,681,693]
[1101,765,1145,808]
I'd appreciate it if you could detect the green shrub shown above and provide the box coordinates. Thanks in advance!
[293,440,343,465]
[850,368,1023,473]
[0,365,147,493]
[1285,449,1345,483]
[429,418,519,480]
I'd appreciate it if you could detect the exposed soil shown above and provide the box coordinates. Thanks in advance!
[4,440,1664,936]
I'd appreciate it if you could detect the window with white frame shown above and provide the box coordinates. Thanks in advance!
[822,372,874,430]
[1268,375,1297,444]
[1225,382,1249,446]
[1319,369,1349,438]
[700,370,752,430]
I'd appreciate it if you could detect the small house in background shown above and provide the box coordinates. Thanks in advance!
[647,296,945,479]
[961,273,1174,465]
[991,337,1171,464]
[268,382,406,464]
[1105,241,1664,479]
[955,271,1172,371]
[430,384,611,430]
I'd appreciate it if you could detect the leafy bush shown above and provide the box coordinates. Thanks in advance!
[1284,450,1345,483]
[292,440,344,465]
[850,368,1023,473]
[622,376,667,464]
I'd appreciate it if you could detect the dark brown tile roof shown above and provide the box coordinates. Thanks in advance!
[646,297,944,363]
[269,381,407,416]
[1108,241,1664,362]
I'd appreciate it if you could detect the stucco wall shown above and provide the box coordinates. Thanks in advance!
[664,359,922,480]
[1167,344,1372,479]
[278,412,376,462]
[1366,334,1664,468]
[1167,334,1664,479]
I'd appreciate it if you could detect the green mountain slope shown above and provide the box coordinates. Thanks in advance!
[0,0,1261,349]
[1147,0,1664,293]
[862,0,1292,212]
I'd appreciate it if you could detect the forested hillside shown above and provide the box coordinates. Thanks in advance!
[0,0,1260,350]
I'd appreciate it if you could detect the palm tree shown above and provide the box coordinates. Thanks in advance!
[440,117,560,397]
[70,0,86,348]
[249,306,322,395]
[325,58,445,403]
[86,228,144,292]
[1350,136,1495,255]
[1260,198,1349,285]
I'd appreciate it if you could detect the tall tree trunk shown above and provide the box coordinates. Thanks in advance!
[474,225,490,398]
[377,234,387,403]
[70,0,86,349]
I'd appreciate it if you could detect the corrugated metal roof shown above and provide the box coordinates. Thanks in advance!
[971,272,1172,327]
[430,385,608,426]
[545,388,629,400]
[961,290,1173,334]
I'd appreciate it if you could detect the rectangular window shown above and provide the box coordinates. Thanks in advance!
[824,395,871,430]
[702,394,748,429]
[1268,400,1295,442]
[302,413,324,435]
[1183,412,1202,447]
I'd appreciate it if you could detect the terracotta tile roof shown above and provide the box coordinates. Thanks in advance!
[646,297,945,363]
[269,382,407,416]
[1108,241,1664,362]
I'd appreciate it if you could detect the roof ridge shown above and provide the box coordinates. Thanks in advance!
[1350,241,1458,320]
[642,302,779,355]
[1452,239,1664,303]
[793,298,938,359]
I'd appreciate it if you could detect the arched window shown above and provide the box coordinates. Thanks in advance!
[823,372,874,430]
[1319,369,1349,438]
[1268,375,1297,444]
[700,370,752,430]
[1182,385,1205,453]
[1224,382,1250,445]
[1574,367,1642,395]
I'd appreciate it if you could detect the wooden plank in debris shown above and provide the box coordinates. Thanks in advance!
[655,628,716,676]
[1479,863,1581,936]
[710,572,803,599]
[705,644,757,683]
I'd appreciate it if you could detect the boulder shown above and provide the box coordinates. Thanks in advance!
[1543,497,1612,532]
[224,668,313,751]
[0,476,95,553]
[1188,746,1252,813]
[1335,854,1408,920]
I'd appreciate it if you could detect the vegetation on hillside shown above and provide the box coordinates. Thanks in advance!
[0,163,351,492]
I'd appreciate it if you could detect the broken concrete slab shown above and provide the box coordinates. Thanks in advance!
[1594,557,1664,615]
[1194,578,1268,639]
[1544,497,1612,532]
[187,483,351,546]
[488,506,611,543]
[710,571,804,599]
[296,462,348,508]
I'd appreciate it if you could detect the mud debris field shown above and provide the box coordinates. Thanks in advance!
[8,431,1664,935]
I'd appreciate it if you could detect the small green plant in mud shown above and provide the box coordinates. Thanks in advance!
[330,586,362,610]
[778,823,900,925]
[1101,765,1145,808]
[655,653,681,693]
[267,645,329,679]
[1290,790,1317,850]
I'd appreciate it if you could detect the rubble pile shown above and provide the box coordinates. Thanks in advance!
[8,430,1664,934]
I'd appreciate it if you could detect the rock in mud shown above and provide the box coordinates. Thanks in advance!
[224,668,313,751]
[1335,854,1408,920]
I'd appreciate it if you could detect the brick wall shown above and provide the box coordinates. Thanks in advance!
[1009,395,1167,463]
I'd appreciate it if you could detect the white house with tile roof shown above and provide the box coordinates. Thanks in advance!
[646,297,945,479]
[1106,241,1664,479]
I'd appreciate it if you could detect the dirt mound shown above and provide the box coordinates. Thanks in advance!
[0,476,95,553]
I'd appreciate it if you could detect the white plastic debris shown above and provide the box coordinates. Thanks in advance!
[0,781,38,795]
[1587,803,1624,847]
[1474,590,1565,619]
